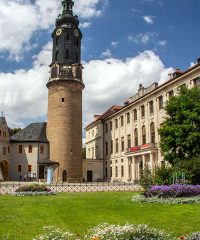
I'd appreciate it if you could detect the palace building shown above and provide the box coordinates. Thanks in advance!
[85,58,200,183]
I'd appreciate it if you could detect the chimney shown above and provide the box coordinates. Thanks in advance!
[93,115,100,121]
[124,100,129,106]
[173,69,183,79]
[168,73,173,80]
[197,58,200,65]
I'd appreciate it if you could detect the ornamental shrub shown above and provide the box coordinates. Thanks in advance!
[139,167,154,190]
[13,191,55,196]
[143,184,200,198]
[15,184,51,193]
[84,223,173,240]
[154,166,174,186]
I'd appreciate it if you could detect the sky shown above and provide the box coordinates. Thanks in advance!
[0,0,200,136]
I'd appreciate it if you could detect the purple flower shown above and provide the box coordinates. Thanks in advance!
[143,184,200,198]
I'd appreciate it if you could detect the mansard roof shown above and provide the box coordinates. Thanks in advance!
[11,122,49,143]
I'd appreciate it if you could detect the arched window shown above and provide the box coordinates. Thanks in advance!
[66,49,69,60]
[62,170,67,182]
[134,128,138,146]
[150,122,155,143]
[142,125,146,145]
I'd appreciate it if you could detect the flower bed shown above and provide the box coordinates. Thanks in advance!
[13,184,55,196]
[33,226,76,240]
[85,223,172,240]
[132,195,200,204]
[143,185,200,198]
[33,225,200,240]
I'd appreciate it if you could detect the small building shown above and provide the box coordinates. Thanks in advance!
[0,117,11,181]
[10,122,58,181]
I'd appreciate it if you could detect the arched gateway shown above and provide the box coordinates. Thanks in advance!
[0,160,9,181]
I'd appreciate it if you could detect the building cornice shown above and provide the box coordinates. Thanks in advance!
[104,63,200,121]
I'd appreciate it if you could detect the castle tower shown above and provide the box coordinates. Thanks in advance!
[47,0,84,182]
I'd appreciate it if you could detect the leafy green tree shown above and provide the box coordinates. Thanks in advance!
[159,86,200,165]
[9,127,21,136]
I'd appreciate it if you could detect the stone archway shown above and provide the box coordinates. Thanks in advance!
[0,160,9,181]
[62,170,67,182]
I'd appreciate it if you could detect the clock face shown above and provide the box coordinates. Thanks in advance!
[74,29,79,37]
[56,28,62,36]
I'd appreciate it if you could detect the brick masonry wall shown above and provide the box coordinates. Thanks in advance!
[47,80,84,182]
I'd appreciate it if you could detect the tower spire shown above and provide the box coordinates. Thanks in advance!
[62,0,74,15]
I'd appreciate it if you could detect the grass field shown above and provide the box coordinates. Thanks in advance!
[0,192,200,239]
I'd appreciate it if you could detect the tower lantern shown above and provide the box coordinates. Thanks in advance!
[62,0,74,14]
[47,0,84,182]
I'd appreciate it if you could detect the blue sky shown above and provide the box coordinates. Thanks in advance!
[0,0,199,130]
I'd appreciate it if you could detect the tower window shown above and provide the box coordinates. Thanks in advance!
[75,52,79,63]
[55,52,59,61]
[56,37,59,46]
[17,165,22,173]
[66,49,69,60]
[66,34,69,42]
[62,98,65,102]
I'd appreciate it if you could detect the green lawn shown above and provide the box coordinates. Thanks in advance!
[0,192,199,239]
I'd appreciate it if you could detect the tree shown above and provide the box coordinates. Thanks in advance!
[159,86,200,165]
[9,127,21,136]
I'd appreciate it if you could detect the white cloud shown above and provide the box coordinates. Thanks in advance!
[0,0,59,61]
[190,62,195,67]
[80,22,92,29]
[143,0,163,5]
[157,40,167,46]
[100,49,112,58]
[0,0,108,60]
[143,15,154,24]
[111,41,119,48]
[83,51,173,126]
[74,0,108,19]
[0,45,173,128]
[0,42,52,127]
[128,32,156,44]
